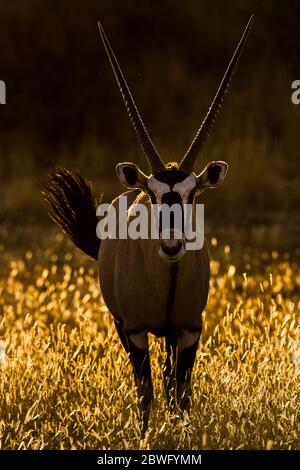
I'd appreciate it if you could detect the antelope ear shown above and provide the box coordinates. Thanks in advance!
[116,162,149,190]
[196,161,228,192]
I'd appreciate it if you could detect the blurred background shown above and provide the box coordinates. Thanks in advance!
[0,0,299,249]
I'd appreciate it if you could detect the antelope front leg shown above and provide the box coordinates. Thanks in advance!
[127,331,153,434]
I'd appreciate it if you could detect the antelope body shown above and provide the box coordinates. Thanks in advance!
[99,190,209,335]
[44,17,252,432]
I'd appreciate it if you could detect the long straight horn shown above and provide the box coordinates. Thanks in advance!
[98,22,165,174]
[179,15,253,173]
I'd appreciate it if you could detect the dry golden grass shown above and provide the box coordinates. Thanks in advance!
[0,235,299,450]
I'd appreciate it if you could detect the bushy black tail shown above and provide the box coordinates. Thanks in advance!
[43,168,100,261]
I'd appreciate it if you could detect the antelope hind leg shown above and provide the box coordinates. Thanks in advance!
[164,330,200,413]
[163,333,177,411]
[176,330,200,412]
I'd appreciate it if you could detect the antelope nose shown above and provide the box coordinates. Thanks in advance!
[161,239,183,257]
[159,229,185,261]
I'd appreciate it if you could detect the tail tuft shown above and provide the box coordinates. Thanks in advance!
[43,168,100,261]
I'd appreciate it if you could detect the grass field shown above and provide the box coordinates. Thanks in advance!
[0,228,299,450]
[0,0,299,453]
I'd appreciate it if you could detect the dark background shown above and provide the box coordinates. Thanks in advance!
[0,0,299,235]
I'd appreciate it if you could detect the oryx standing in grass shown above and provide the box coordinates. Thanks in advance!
[44,17,252,432]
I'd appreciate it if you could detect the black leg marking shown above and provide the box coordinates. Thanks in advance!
[176,338,199,412]
[127,334,153,434]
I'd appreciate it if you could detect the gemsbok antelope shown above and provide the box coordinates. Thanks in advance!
[44,17,252,432]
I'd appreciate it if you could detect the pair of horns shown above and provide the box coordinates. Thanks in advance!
[98,16,253,174]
